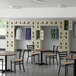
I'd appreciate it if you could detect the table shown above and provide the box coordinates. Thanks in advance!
[64,56,76,76]
[35,49,49,65]
[0,52,16,72]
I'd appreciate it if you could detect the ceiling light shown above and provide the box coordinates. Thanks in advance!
[58,4,67,8]
[32,0,44,4]
[9,5,22,9]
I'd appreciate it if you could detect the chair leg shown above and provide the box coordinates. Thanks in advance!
[56,56,58,66]
[2,60,3,71]
[58,66,61,75]
[31,56,33,64]
[19,62,21,70]
[33,56,35,63]
[67,66,68,74]
[38,55,39,63]
[22,61,25,72]
[49,57,51,65]
[45,55,47,64]
[65,66,67,76]
[53,56,54,65]
[14,62,16,72]
[65,65,68,76]
[11,61,12,71]
[27,57,29,63]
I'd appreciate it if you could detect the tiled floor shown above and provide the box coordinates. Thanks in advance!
[0,63,73,76]
[0,51,74,76]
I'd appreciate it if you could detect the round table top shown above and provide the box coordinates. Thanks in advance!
[0,52,16,56]
[64,56,76,60]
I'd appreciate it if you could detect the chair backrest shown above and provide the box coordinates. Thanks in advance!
[58,51,67,65]
[27,45,34,52]
[53,45,58,54]
[17,49,25,60]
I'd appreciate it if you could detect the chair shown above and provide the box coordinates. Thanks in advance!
[26,45,39,64]
[10,49,25,72]
[58,51,74,76]
[45,45,58,65]
[0,58,3,72]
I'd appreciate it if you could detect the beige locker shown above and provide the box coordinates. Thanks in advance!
[6,39,15,51]
[40,30,44,40]
[31,25,36,40]
[58,41,64,51]
[9,21,14,29]
[50,21,58,26]
[64,41,69,51]
[35,40,42,49]
[9,30,15,39]
[63,31,69,40]
[6,39,10,51]
[59,31,64,40]
[59,21,64,30]
[69,21,72,30]
[6,21,10,30]
[36,25,41,30]
[6,30,10,39]
[9,40,15,51]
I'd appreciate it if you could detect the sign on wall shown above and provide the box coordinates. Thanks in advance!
[0,19,6,39]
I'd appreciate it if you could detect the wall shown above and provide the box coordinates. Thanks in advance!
[0,7,76,18]
[0,39,6,48]
[16,26,32,49]
[0,7,76,49]
[43,26,59,50]
[70,27,76,51]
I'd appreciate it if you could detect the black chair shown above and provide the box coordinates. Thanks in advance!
[45,45,58,65]
[10,49,25,72]
[27,45,39,64]
[58,51,74,76]
[0,58,3,72]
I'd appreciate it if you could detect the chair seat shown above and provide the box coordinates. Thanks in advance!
[61,62,74,65]
[46,54,56,56]
[0,58,3,60]
[30,52,39,55]
[12,59,22,62]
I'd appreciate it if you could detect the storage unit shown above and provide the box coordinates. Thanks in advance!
[6,21,17,51]
[5,19,72,52]
[58,20,72,52]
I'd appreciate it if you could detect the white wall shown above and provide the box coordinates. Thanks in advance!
[0,7,76,18]
[16,26,32,49]
[70,30,76,51]
[43,26,59,50]
[0,39,6,48]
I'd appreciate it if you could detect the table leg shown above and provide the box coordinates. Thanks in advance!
[5,56,7,70]
[26,51,29,63]
[39,52,47,65]
[74,60,76,76]
[41,51,42,64]
[2,56,13,72]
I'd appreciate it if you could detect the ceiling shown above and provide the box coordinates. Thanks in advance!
[0,0,76,9]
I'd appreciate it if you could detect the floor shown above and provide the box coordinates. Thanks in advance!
[0,51,74,76]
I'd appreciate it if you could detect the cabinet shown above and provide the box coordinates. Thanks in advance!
[5,20,72,51]
[69,21,72,30]
[6,20,17,51]
[59,21,64,30]
[58,20,72,52]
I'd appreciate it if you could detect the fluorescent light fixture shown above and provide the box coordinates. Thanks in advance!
[9,5,22,9]
[58,4,67,8]
[32,0,44,4]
